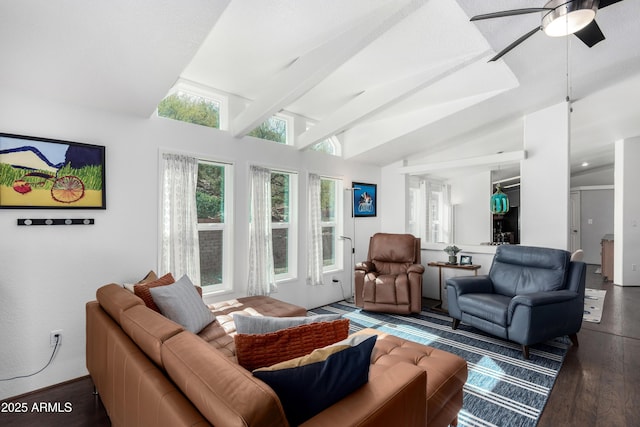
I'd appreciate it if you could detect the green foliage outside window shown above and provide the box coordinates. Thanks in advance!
[249,116,287,144]
[320,179,335,222]
[196,163,224,223]
[271,172,289,222]
[158,92,219,129]
[311,139,337,155]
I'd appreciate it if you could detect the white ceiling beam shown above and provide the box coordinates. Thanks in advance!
[231,0,431,138]
[397,150,527,175]
[297,50,491,150]
[342,89,508,158]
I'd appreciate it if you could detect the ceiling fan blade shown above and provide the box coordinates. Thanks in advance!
[471,8,552,21]
[489,26,541,62]
[574,20,605,47]
[598,0,624,9]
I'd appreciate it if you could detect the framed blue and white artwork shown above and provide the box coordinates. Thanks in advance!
[352,182,377,217]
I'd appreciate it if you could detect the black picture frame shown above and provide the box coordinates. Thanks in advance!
[0,132,106,209]
[460,255,473,265]
[352,182,377,217]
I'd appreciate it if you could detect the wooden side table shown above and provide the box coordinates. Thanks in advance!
[427,262,481,310]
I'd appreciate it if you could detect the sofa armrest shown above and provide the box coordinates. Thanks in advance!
[301,363,426,427]
[407,264,425,274]
[446,275,493,295]
[355,261,375,273]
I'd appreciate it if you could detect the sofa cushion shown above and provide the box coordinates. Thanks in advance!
[233,313,341,334]
[120,304,184,367]
[162,331,289,427]
[361,329,468,426]
[253,334,376,426]
[134,273,176,312]
[96,283,144,325]
[210,295,307,318]
[490,245,570,297]
[235,319,350,371]
[149,275,215,334]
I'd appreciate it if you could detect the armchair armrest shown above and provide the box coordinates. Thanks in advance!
[508,290,580,324]
[355,261,375,273]
[510,290,579,308]
[446,275,492,296]
[301,363,426,427]
[407,264,425,274]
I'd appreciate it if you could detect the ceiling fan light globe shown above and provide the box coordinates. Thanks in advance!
[544,9,596,36]
[541,0,598,37]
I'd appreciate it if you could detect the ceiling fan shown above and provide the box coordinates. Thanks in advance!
[470,0,624,61]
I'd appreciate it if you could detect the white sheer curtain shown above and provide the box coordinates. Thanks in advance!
[424,179,453,244]
[307,173,324,286]
[442,183,453,244]
[248,165,277,296]
[160,153,200,282]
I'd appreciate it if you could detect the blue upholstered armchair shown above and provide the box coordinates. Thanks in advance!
[446,245,586,359]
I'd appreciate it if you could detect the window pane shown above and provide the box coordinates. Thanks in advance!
[158,91,219,129]
[249,116,287,144]
[311,138,336,155]
[320,179,335,222]
[429,190,442,242]
[322,226,335,266]
[199,229,223,286]
[271,173,289,222]
[197,163,225,223]
[272,228,289,274]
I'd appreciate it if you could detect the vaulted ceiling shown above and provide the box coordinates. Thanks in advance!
[2,0,639,179]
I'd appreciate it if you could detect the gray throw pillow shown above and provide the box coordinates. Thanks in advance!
[233,313,341,334]
[149,275,215,334]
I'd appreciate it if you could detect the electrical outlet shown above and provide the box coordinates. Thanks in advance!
[50,330,63,347]
[633,264,637,272]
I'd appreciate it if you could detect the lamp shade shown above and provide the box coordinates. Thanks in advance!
[542,0,597,37]
[491,184,510,214]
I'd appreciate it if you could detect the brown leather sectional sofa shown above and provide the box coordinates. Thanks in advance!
[86,283,467,426]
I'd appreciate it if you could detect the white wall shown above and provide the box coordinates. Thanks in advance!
[579,189,614,264]
[521,102,570,249]
[380,160,409,233]
[450,170,492,244]
[614,137,640,286]
[0,93,381,399]
[571,165,614,187]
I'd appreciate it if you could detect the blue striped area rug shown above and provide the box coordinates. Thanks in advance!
[309,301,570,427]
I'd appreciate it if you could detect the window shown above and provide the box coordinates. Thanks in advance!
[249,115,291,145]
[196,160,233,292]
[320,177,342,270]
[271,171,298,280]
[158,91,221,129]
[422,179,452,244]
[311,137,342,157]
[409,178,452,244]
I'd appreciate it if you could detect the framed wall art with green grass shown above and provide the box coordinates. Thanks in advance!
[0,133,106,209]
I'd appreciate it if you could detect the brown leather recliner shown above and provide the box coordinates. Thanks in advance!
[355,233,424,314]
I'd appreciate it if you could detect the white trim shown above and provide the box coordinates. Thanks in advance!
[320,177,344,272]
[399,151,527,175]
[570,185,614,191]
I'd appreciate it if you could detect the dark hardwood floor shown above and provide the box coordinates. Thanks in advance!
[0,376,109,427]
[538,265,640,427]
[1,264,638,426]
